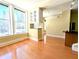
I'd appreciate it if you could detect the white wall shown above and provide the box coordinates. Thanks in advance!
[45,10,70,38]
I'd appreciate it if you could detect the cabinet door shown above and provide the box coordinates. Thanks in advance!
[38,28,42,40]
[65,33,78,47]
[65,33,72,47]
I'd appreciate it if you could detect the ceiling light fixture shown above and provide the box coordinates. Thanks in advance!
[71,1,75,5]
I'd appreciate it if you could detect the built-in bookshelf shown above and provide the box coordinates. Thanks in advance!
[30,10,37,28]
[29,8,43,29]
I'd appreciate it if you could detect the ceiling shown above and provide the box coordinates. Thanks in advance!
[0,0,77,17]
[0,0,73,9]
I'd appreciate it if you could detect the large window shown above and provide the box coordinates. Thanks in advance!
[0,4,10,36]
[14,8,26,34]
[0,2,27,36]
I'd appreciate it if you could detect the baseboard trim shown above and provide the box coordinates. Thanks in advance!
[0,37,27,47]
[47,34,65,39]
[30,37,38,41]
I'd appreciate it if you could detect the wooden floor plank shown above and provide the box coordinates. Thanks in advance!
[0,36,78,59]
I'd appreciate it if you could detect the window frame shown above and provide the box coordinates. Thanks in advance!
[13,7,27,34]
[0,3,11,36]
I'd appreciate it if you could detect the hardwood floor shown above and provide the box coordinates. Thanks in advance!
[0,36,78,59]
